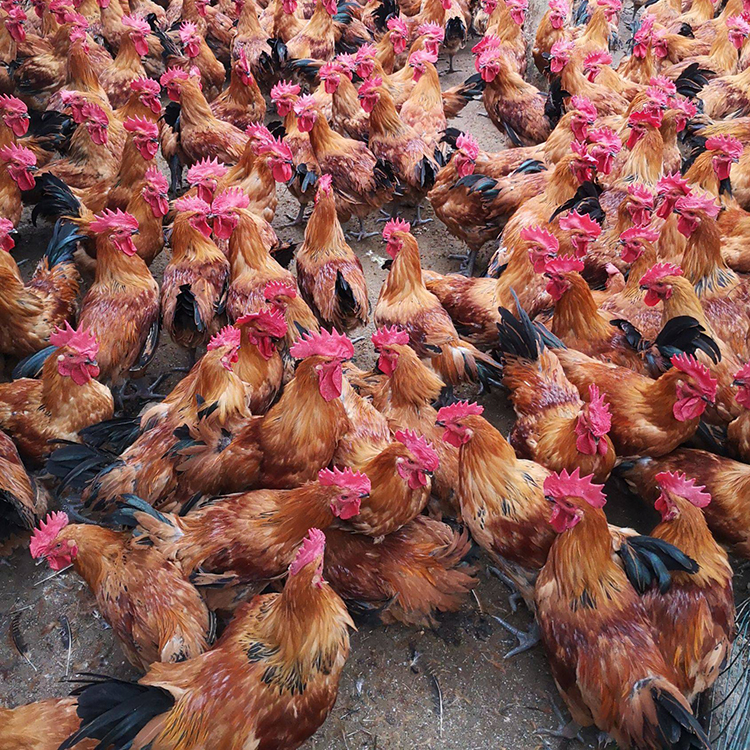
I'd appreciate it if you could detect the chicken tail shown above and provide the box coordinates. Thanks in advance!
[30,173,82,225]
[174,283,207,335]
[442,73,484,119]
[78,416,142,454]
[40,220,80,269]
[59,674,174,750]
[434,339,503,389]
[112,494,184,552]
[27,109,75,153]
[622,677,711,750]
[45,442,120,497]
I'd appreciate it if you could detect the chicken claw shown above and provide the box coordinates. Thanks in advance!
[346,218,380,242]
[492,615,540,658]
[282,204,308,228]
[488,565,523,612]
[536,698,586,747]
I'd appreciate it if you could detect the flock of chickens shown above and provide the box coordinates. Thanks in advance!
[2,0,750,745]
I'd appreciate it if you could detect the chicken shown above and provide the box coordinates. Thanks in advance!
[553,349,718,456]
[324,516,476,626]
[398,49,446,153]
[535,469,711,749]
[374,220,503,388]
[58,529,354,750]
[642,471,735,702]
[125,468,368,590]
[357,75,439,222]
[127,165,169,266]
[0,322,113,464]
[435,399,553,633]
[161,194,231,361]
[292,92,395,239]
[98,15,149,109]
[296,174,369,332]
[0,142,35,226]
[30,511,213,671]
[0,429,48,537]
[495,305,617,483]
[364,325,459,512]
[533,0,570,75]
[173,21,226,101]
[46,326,250,513]
[160,67,247,165]
[170,329,353,496]
[619,450,750,558]
[0,219,80,359]
[232,0,275,87]
[318,57,369,141]
[210,47,266,130]
[286,0,338,62]
[0,698,95,750]
[474,36,558,146]
[77,209,160,389]
[728,362,750,461]
[218,126,293,223]
[232,307,287,414]
[38,101,126,190]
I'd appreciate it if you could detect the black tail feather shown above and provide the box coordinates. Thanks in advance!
[617,535,698,595]
[11,345,57,379]
[31,173,82,225]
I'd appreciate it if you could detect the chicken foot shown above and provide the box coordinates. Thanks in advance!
[346,217,381,241]
[488,565,524,613]
[536,698,586,748]
[448,247,478,277]
[492,615,541,658]
[282,204,308,227]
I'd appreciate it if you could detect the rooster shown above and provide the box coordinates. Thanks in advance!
[77,209,160,393]
[161,194,231,363]
[58,529,355,750]
[296,174,369,332]
[30,511,213,671]
[375,219,503,389]
[643,471,735,702]
[536,469,711,749]
[0,219,80,359]
[0,142,35,226]
[495,304,617,483]
[0,323,113,464]
[0,698,96,750]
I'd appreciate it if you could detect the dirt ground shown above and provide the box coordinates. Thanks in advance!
[1,5,748,749]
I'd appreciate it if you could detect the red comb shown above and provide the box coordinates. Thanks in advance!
[671,353,718,397]
[89,208,139,234]
[705,135,744,160]
[639,262,683,286]
[520,225,560,252]
[544,468,606,508]
[456,132,479,160]
[544,254,584,275]
[436,400,484,424]
[382,217,411,242]
[264,280,297,301]
[187,157,229,185]
[675,192,721,219]
[270,80,301,102]
[395,429,440,472]
[289,528,327,576]
[372,325,410,349]
[144,165,168,192]
[29,511,70,559]
[656,470,711,507]
[559,210,602,238]
[620,225,660,244]
[174,195,211,213]
[123,115,158,137]
[50,321,98,358]
[570,95,597,122]
[318,466,371,495]
[289,328,354,361]
[235,305,288,338]
[211,187,250,213]
[627,182,654,205]
[0,143,35,166]
[584,50,612,67]
[657,172,690,194]
[207,324,241,351]
[585,384,611,437]
[121,13,149,34]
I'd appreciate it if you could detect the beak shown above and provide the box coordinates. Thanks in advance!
[85,358,97,366]
[544,495,555,504]
[27,165,38,173]
[701,394,713,403]
[733,379,745,387]
[435,420,445,427]
[132,228,140,235]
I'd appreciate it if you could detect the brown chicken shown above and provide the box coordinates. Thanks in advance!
[323,516,476,626]
[127,467,368,592]
[58,529,354,750]
[286,0,338,62]
[0,322,113,464]
[210,47,266,130]
[293,92,395,239]
[535,469,711,749]
[365,325,459,511]
[30,511,213,671]
[233,307,287,413]
[553,349,718,456]
[126,165,169,266]
[375,220,502,388]
[357,76,439,221]
[0,698,95,750]
[160,68,247,165]
[619,450,750,558]
[77,209,160,389]
[642,471,735,702]
[496,305,617,483]
[0,429,48,536]
[47,326,249,513]
[0,142,35,226]
[171,329,353,496]
[296,174,369,332]
[162,194,231,360]
[98,15,149,109]
[729,362,750,460]
[0,219,80,358]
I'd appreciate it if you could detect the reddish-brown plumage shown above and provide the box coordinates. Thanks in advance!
[0,698,96,750]
[0,430,48,529]
[33,523,212,670]
[620,450,750,558]
[0,346,113,464]
[296,179,369,332]
[323,516,477,627]
[536,491,708,749]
